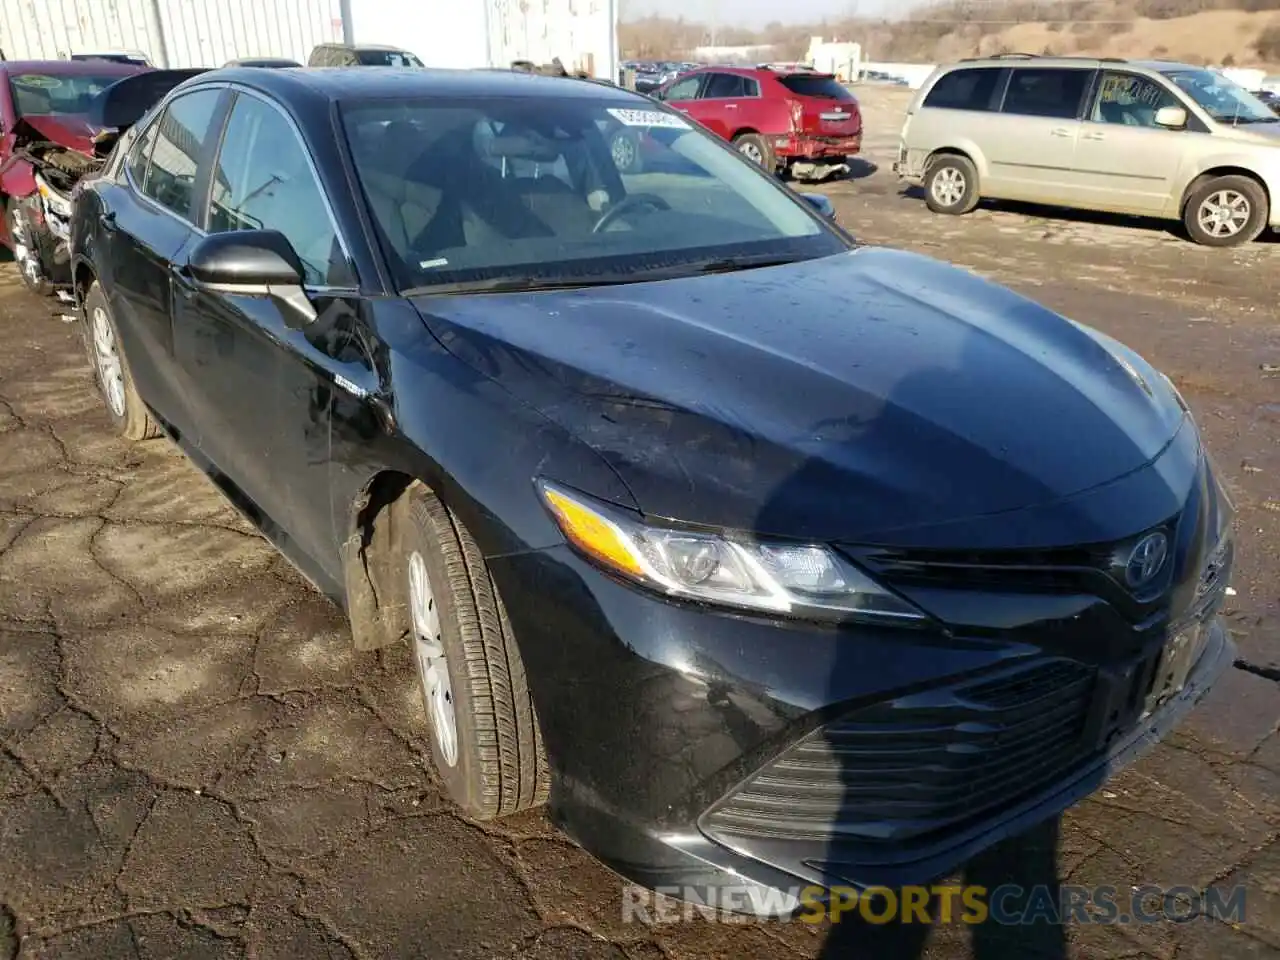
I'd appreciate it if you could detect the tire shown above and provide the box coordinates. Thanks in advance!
[82,283,159,441]
[609,128,644,175]
[733,132,774,171]
[923,154,980,215]
[6,199,51,297]
[402,486,550,820]
[1183,174,1268,247]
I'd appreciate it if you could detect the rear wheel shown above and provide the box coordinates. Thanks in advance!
[401,486,550,820]
[923,154,980,215]
[82,283,159,441]
[733,132,774,171]
[7,199,51,296]
[1183,175,1267,247]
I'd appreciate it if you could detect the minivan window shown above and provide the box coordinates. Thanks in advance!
[357,49,424,67]
[777,75,854,101]
[1090,72,1179,127]
[1002,68,1090,119]
[141,88,224,221]
[1164,68,1276,124]
[923,67,1002,111]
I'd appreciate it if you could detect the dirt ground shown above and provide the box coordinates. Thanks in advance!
[1,85,1278,959]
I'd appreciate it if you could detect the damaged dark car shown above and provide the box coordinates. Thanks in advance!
[0,60,150,294]
[69,68,1236,914]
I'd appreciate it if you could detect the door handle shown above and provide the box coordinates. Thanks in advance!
[1050,127,1073,137]
[1082,131,1106,141]
[725,103,738,109]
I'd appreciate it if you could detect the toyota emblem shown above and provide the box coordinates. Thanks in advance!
[1125,532,1169,589]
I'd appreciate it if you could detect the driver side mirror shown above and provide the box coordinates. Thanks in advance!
[798,192,837,222]
[187,229,317,329]
[1154,105,1188,130]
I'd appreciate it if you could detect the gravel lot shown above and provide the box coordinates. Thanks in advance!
[0,85,1277,959]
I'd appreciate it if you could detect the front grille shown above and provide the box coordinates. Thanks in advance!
[702,658,1096,848]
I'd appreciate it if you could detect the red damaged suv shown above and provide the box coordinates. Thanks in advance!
[0,59,149,294]
[652,65,862,177]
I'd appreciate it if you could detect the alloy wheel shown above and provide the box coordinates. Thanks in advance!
[91,306,127,419]
[1196,190,1250,239]
[611,133,636,171]
[738,141,764,165]
[408,549,458,767]
[931,167,966,208]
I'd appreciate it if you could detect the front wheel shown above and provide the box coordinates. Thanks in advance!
[7,199,51,296]
[923,154,980,215]
[401,486,549,819]
[1183,175,1268,247]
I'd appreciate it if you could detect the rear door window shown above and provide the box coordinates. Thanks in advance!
[1001,68,1091,119]
[776,75,854,101]
[702,73,748,99]
[141,88,225,222]
[662,75,703,102]
[924,68,1003,111]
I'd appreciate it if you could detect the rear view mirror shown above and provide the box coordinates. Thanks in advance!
[799,192,837,222]
[1154,106,1188,129]
[187,229,317,328]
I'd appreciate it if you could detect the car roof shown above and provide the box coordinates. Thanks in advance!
[0,59,146,76]
[203,65,644,105]
[946,55,1202,73]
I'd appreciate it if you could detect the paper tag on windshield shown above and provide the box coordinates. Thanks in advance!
[606,108,690,129]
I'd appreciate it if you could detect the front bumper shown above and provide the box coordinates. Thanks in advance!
[489,538,1234,917]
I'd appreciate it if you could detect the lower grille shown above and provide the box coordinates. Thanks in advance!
[702,658,1096,848]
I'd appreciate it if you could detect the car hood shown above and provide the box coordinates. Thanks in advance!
[412,248,1186,543]
[17,114,97,153]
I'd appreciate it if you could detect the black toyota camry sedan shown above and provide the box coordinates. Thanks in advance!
[69,66,1235,912]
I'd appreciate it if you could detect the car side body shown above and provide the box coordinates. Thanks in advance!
[897,55,1280,246]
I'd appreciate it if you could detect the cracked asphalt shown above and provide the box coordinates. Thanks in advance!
[1,86,1279,959]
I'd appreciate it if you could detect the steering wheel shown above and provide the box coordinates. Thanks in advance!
[592,193,671,234]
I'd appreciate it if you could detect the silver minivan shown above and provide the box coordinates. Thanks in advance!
[896,55,1280,246]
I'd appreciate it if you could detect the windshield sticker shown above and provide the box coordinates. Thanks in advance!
[606,108,691,129]
[419,257,449,269]
[1099,75,1162,108]
[14,75,64,89]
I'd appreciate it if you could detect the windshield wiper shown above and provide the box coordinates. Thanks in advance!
[1233,115,1279,124]
[686,254,809,275]
[404,275,645,296]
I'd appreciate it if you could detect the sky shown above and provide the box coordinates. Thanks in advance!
[621,0,902,29]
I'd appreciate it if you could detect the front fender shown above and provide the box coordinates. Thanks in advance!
[0,156,36,201]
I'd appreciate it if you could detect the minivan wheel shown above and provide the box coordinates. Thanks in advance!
[733,132,774,170]
[924,155,980,215]
[401,486,550,820]
[609,128,644,174]
[1184,175,1267,247]
[82,283,160,441]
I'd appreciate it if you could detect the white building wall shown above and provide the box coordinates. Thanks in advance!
[0,0,342,66]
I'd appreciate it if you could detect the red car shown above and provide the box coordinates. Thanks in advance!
[0,60,149,294]
[652,66,862,175]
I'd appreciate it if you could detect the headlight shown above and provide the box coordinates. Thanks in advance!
[537,480,926,624]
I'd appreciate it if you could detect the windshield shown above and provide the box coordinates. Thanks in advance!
[358,49,424,67]
[778,75,854,100]
[1164,69,1277,123]
[9,73,124,117]
[340,96,847,292]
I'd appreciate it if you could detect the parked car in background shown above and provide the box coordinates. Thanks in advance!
[307,43,423,67]
[225,57,302,68]
[652,65,862,177]
[0,58,150,293]
[71,51,151,67]
[899,55,1280,246]
[69,65,1233,916]
[1253,88,1280,115]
